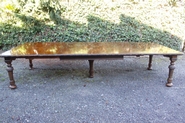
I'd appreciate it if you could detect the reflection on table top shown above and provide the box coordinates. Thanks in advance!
[0,42,183,56]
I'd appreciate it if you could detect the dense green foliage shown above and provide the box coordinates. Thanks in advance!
[0,0,184,50]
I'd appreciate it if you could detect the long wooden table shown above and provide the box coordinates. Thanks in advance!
[0,42,183,89]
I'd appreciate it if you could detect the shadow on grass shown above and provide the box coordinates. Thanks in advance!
[0,10,182,51]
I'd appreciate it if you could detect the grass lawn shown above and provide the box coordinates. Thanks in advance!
[0,0,184,50]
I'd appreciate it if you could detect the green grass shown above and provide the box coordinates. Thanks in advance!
[0,0,184,50]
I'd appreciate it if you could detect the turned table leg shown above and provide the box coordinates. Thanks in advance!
[147,55,153,70]
[166,55,177,87]
[29,59,33,69]
[4,58,17,89]
[88,60,94,78]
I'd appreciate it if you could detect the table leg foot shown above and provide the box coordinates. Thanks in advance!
[89,75,94,78]
[89,60,94,78]
[147,55,153,70]
[5,58,17,89]
[9,83,17,89]
[166,55,177,87]
[166,82,173,87]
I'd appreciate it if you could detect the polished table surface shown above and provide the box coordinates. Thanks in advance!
[1,42,183,57]
[0,42,183,89]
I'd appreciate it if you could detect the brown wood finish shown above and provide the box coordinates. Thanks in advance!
[4,58,17,89]
[147,55,153,70]
[0,42,183,89]
[29,59,33,69]
[88,60,94,78]
[166,55,177,87]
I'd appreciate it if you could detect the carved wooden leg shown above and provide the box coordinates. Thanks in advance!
[166,55,177,87]
[182,42,185,52]
[88,60,94,78]
[147,55,153,70]
[4,58,17,89]
[29,59,33,69]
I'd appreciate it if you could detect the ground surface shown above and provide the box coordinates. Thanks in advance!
[0,50,185,123]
